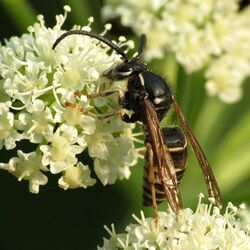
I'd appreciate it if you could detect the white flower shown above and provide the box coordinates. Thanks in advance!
[94,135,137,185]
[0,7,139,192]
[58,162,96,189]
[0,150,48,193]
[62,106,96,135]
[102,0,250,103]
[238,204,250,234]
[99,195,250,249]
[87,120,138,185]
[205,55,247,103]
[172,26,211,73]
[40,124,84,174]
[16,99,54,143]
[0,101,22,149]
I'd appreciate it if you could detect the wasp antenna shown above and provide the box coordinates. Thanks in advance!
[52,30,129,61]
[132,34,146,61]
[138,34,146,57]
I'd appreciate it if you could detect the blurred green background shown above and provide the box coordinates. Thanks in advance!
[0,1,249,249]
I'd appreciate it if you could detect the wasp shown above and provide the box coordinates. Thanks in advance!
[53,31,222,220]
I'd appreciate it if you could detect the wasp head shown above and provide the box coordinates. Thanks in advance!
[103,61,147,81]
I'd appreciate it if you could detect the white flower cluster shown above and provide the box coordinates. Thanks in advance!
[0,6,138,193]
[102,0,250,103]
[99,194,250,249]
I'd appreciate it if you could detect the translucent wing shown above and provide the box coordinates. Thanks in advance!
[141,98,183,214]
[172,96,222,205]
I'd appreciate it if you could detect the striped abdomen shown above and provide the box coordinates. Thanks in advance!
[143,126,188,206]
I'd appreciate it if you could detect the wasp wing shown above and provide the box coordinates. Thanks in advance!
[172,96,222,205]
[141,98,182,214]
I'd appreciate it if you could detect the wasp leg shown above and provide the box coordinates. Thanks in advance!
[69,89,140,122]
[74,89,132,119]
[75,89,134,112]
[65,101,125,120]
[74,89,140,122]
[75,89,124,99]
[146,142,158,225]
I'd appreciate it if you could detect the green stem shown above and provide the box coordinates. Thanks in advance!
[212,109,250,193]
[173,69,206,127]
[214,109,250,159]
[185,71,206,127]
[215,145,250,193]
[161,52,179,84]
[194,97,225,149]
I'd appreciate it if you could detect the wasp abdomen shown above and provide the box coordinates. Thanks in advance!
[143,126,188,206]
